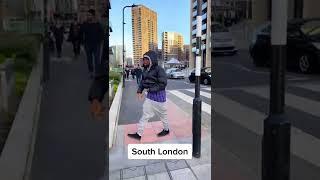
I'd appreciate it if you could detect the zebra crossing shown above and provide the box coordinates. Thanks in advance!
[167,81,320,174]
[168,87,212,115]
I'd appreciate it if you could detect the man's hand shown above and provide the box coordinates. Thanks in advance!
[137,93,144,101]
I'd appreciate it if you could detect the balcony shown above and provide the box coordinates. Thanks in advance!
[193,1,197,8]
[202,24,207,31]
[192,20,197,26]
[192,29,197,35]
[192,45,206,52]
[202,13,207,20]
[202,2,208,10]
[192,10,197,17]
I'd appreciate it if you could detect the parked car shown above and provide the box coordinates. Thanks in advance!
[212,22,237,55]
[166,68,178,77]
[168,69,185,79]
[249,18,320,73]
[188,67,212,85]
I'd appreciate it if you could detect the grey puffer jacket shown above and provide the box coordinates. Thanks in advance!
[137,50,167,93]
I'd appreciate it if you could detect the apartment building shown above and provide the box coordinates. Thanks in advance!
[132,5,158,65]
[190,0,212,68]
[183,45,190,67]
[162,32,184,61]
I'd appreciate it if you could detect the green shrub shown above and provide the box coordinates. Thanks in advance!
[109,71,121,82]
[0,33,40,64]
[0,33,40,99]
[0,54,5,64]
[113,84,118,94]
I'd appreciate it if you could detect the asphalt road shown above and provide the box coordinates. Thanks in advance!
[215,50,320,87]
[214,50,320,179]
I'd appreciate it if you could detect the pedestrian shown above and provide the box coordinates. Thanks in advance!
[131,68,135,79]
[69,21,82,59]
[80,9,104,78]
[135,64,143,85]
[127,50,170,140]
[125,67,130,79]
[52,20,65,58]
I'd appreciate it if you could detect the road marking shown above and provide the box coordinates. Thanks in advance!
[182,81,210,88]
[202,87,211,91]
[185,89,211,99]
[215,94,264,134]
[294,83,320,93]
[216,62,269,74]
[288,77,310,81]
[242,87,320,117]
[169,90,211,115]
[215,93,320,168]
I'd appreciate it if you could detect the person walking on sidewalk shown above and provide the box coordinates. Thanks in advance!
[80,9,104,78]
[131,68,135,79]
[128,50,170,140]
[69,21,82,59]
[125,67,130,80]
[52,20,65,58]
[135,64,143,85]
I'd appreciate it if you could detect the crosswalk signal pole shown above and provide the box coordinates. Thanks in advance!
[262,0,291,179]
[192,0,202,158]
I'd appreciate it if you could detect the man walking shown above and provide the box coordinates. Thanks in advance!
[135,64,142,85]
[128,50,170,140]
[131,68,135,79]
[52,20,65,58]
[125,67,130,80]
[80,9,104,78]
[69,21,82,59]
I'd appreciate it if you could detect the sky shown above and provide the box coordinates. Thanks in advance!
[110,0,190,58]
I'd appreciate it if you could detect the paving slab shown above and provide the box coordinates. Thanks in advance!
[166,160,188,171]
[147,172,171,180]
[122,166,145,179]
[109,170,121,180]
[170,168,197,180]
[125,176,146,180]
[145,162,167,175]
[191,164,211,180]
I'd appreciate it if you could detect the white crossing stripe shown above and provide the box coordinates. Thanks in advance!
[169,90,211,115]
[242,87,320,117]
[185,89,211,99]
[215,92,320,168]
[214,94,264,135]
[294,83,320,93]
[202,87,211,91]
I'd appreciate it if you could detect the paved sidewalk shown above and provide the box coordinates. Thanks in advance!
[30,44,106,180]
[107,80,211,180]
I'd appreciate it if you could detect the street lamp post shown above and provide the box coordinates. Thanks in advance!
[262,0,290,179]
[122,4,138,88]
[192,0,202,158]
